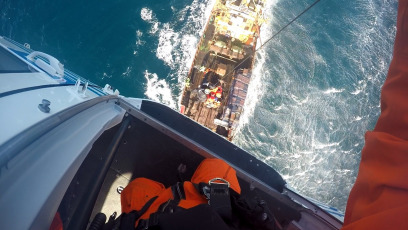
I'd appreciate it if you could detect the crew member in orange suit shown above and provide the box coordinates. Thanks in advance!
[342,0,408,229]
[121,158,241,228]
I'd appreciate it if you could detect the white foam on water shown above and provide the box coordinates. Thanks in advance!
[156,23,179,68]
[102,72,113,80]
[155,23,199,73]
[290,94,310,105]
[144,70,177,109]
[311,141,340,150]
[121,66,132,78]
[140,8,153,22]
[150,22,159,34]
[323,88,345,94]
[135,30,145,48]
[140,7,160,34]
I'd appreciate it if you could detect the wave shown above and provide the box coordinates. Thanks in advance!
[156,24,180,68]
[323,88,345,94]
[140,8,154,21]
[140,7,159,34]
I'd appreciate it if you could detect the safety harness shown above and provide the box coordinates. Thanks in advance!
[195,178,232,221]
[97,178,279,230]
[134,179,231,229]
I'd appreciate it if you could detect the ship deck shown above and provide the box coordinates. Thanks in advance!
[180,0,259,139]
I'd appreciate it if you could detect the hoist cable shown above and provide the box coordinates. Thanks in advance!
[224,0,322,77]
[257,0,321,51]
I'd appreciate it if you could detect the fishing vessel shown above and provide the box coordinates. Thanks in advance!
[0,34,344,229]
[180,0,266,140]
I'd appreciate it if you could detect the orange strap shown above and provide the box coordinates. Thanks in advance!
[49,212,63,230]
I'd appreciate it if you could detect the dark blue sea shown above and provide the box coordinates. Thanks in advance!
[1,0,397,211]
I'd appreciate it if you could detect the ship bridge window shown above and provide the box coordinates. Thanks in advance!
[0,46,37,73]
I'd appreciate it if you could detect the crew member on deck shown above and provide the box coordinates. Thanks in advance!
[205,91,216,106]
[215,86,223,98]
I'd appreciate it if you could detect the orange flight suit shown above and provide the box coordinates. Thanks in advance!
[49,212,63,230]
[120,158,241,227]
[342,0,408,229]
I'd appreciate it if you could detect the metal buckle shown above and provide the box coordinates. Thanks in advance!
[202,185,211,200]
[209,178,230,188]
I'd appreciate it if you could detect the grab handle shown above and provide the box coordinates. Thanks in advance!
[27,51,64,78]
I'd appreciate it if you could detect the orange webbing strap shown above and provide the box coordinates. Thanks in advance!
[342,1,408,229]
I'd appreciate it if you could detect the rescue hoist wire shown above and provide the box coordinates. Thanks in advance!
[257,0,322,51]
[225,0,322,77]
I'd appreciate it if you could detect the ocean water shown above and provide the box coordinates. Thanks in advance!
[1,0,397,211]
